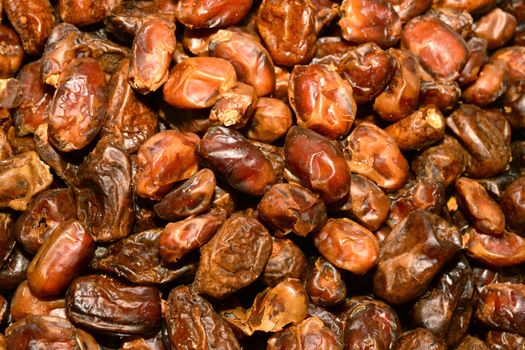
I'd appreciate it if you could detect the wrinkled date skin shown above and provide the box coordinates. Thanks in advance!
[288,64,356,139]
[285,126,351,203]
[199,126,276,196]
[0,151,53,211]
[74,140,133,243]
[154,168,216,221]
[313,218,379,275]
[129,18,176,94]
[373,210,462,304]
[306,256,346,307]
[101,58,158,154]
[344,122,409,191]
[163,57,237,109]
[4,0,55,55]
[447,104,511,178]
[15,188,76,255]
[486,331,525,349]
[175,0,252,29]
[209,29,276,97]
[402,15,469,80]
[473,8,517,49]
[14,60,53,136]
[0,214,14,269]
[0,25,24,78]
[373,48,420,121]
[462,61,508,106]
[463,228,525,266]
[209,82,257,129]
[166,285,241,350]
[262,237,308,286]
[0,247,30,290]
[257,0,317,66]
[5,315,79,350]
[492,46,525,83]
[458,37,489,86]
[158,209,227,264]
[59,0,115,27]
[135,130,200,200]
[455,336,489,350]
[393,328,446,350]
[500,176,525,235]
[11,280,66,321]
[48,57,107,152]
[258,183,327,237]
[455,177,505,235]
[388,0,432,23]
[476,283,525,336]
[341,296,402,350]
[66,274,162,336]
[27,220,94,297]
[338,43,395,104]
[91,228,197,285]
[193,213,272,299]
[429,7,474,38]
[411,255,475,347]
[339,0,402,48]
[245,97,293,143]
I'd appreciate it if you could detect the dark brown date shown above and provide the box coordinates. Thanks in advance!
[463,228,525,266]
[313,218,379,275]
[129,18,176,94]
[163,57,237,109]
[175,0,252,29]
[373,209,462,304]
[455,336,489,350]
[339,0,402,48]
[193,213,272,299]
[66,274,162,336]
[4,0,55,55]
[285,126,350,203]
[27,220,94,296]
[245,97,293,143]
[500,176,525,235]
[306,256,346,307]
[476,283,525,336]
[209,29,275,97]
[91,228,197,284]
[199,126,276,196]
[344,122,409,191]
[0,25,24,78]
[486,331,525,350]
[458,37,489,86]
[158,209,226,264]
[288,64,355,139]
[0,214,15,269]
[393,328,446,350]
[267,316,341,350]
[0,247,30,290]
[257,0,317,66]
[135,130,200,200]
[48,57,107,152]
[262,237,308,286]
[166,285,241,349]
[258,183,327,237]
[338,43,395,104]
[0,151,52,211]
[473,8,517,49]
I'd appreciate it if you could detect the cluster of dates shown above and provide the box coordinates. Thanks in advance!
[0,0,523,349]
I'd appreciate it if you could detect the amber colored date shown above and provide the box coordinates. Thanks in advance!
[262,237,308,286]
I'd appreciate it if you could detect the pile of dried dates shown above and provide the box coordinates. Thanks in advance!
[0,0,523,349]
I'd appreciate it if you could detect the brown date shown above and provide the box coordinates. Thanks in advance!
[135,130,199,200]
[428,7,473,38]
[285,126,350,203]
[344,122,409,191]
[486,331,525,350]
[455,336,489,350]
[500,176,525,235]
[338,43,395,104]
[27,220,94,296]
[463,227,525,266]
[288,64,356,139]
[492,46,525,83]
[258,183,327,237]
[262,237,308,287]
[393,328,446,350]
[91,228,197,285]
[313,36,355,66]
[175,0,252,29]
[59,0,117,27]
[15,188,76,255]
[129,18,176,94]
[402,15,469,80]
[462,61,508,106]
[338,0,402,48]
[245,97,293,143]
[199,126,276,196]
[66,274,162,336]
[373,210,462,304]
[209,82,257,129]
[0,247,31,290]
[11,280,66,321]
[166,285,241,349]
[158,209,226,264]
[473,8,517,49]
[0,25,24,78]
[48,57,107,152]
[193,213,272,299]
[313,218,379,275]
[0,214,15,269]
[209,29,276,97]
[0,151,52,211]
[257,0,317,66]
[433,0,496,14]
[458,37,489,86]
[4,0,55,55]
[387,0,432,23]
[163,57,237,109]
[306,256,346,307]
[476,283,525,336]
